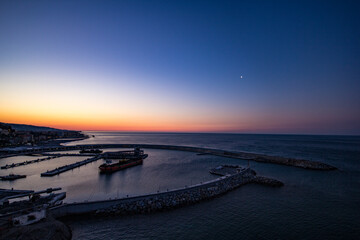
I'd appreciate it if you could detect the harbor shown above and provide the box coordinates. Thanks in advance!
[0,163,283,239]
[0,133,356,240]
[0,145,285,228]
[0,136,345,240]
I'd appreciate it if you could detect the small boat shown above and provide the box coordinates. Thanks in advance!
[0,174,26,181]
[0,165,9,169]
[12,209,46,226]
[80,149,103,154]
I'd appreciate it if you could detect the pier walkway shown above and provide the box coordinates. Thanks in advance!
[40,155,102,177]
[0,156,61,169]
[41,153,97,157]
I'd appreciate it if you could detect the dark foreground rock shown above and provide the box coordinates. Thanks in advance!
[0,215,71,240]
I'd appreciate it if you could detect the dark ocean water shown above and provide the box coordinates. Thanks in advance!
[1,132,359,239]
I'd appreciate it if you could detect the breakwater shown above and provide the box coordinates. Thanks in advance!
[0,144,337,170]
[50,168,282,218]
[40,156,101,177]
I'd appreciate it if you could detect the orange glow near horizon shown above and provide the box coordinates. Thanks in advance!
[0,70,252,132]
[0,106,247,132]
[1,67,359,135]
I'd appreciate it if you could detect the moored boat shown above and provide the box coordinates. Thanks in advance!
[80,149,103,154]
[0,173,26,181]
[99,148,148,173]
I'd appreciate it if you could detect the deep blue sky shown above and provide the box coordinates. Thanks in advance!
[0,0,359,134]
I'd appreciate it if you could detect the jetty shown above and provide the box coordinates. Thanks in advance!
[0,156,61,169]
[50,167,283,218]
[40,153,97,157]
[40,155,102,177]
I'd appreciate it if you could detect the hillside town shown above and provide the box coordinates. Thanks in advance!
[0,123,85,147]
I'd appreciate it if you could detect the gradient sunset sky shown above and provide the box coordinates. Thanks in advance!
[0,0,359,134]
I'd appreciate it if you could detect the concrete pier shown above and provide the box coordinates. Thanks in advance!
[1,156,61,169]
[40,156,101,177]
[41,153,97,157]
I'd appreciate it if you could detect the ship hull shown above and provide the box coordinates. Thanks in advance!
[99,159,143,173]
[99,154,147,173]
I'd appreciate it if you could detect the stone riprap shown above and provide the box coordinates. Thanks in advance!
[50,168,282,218]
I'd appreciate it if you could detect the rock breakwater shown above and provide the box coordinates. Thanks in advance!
[92,168,282,216]
[252,176,284,187]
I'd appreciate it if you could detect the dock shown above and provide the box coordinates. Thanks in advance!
[0,156,61,169]
[40,155,102,177]
[41,153,97,157]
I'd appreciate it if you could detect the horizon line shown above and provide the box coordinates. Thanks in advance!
[2,122,359,137]
[80,130,360,137]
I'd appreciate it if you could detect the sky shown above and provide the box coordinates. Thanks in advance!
[0,0,359,134]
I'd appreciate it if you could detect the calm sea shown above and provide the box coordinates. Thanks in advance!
[1,132,359,239]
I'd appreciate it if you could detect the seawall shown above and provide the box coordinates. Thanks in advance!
[50,168,279,218]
